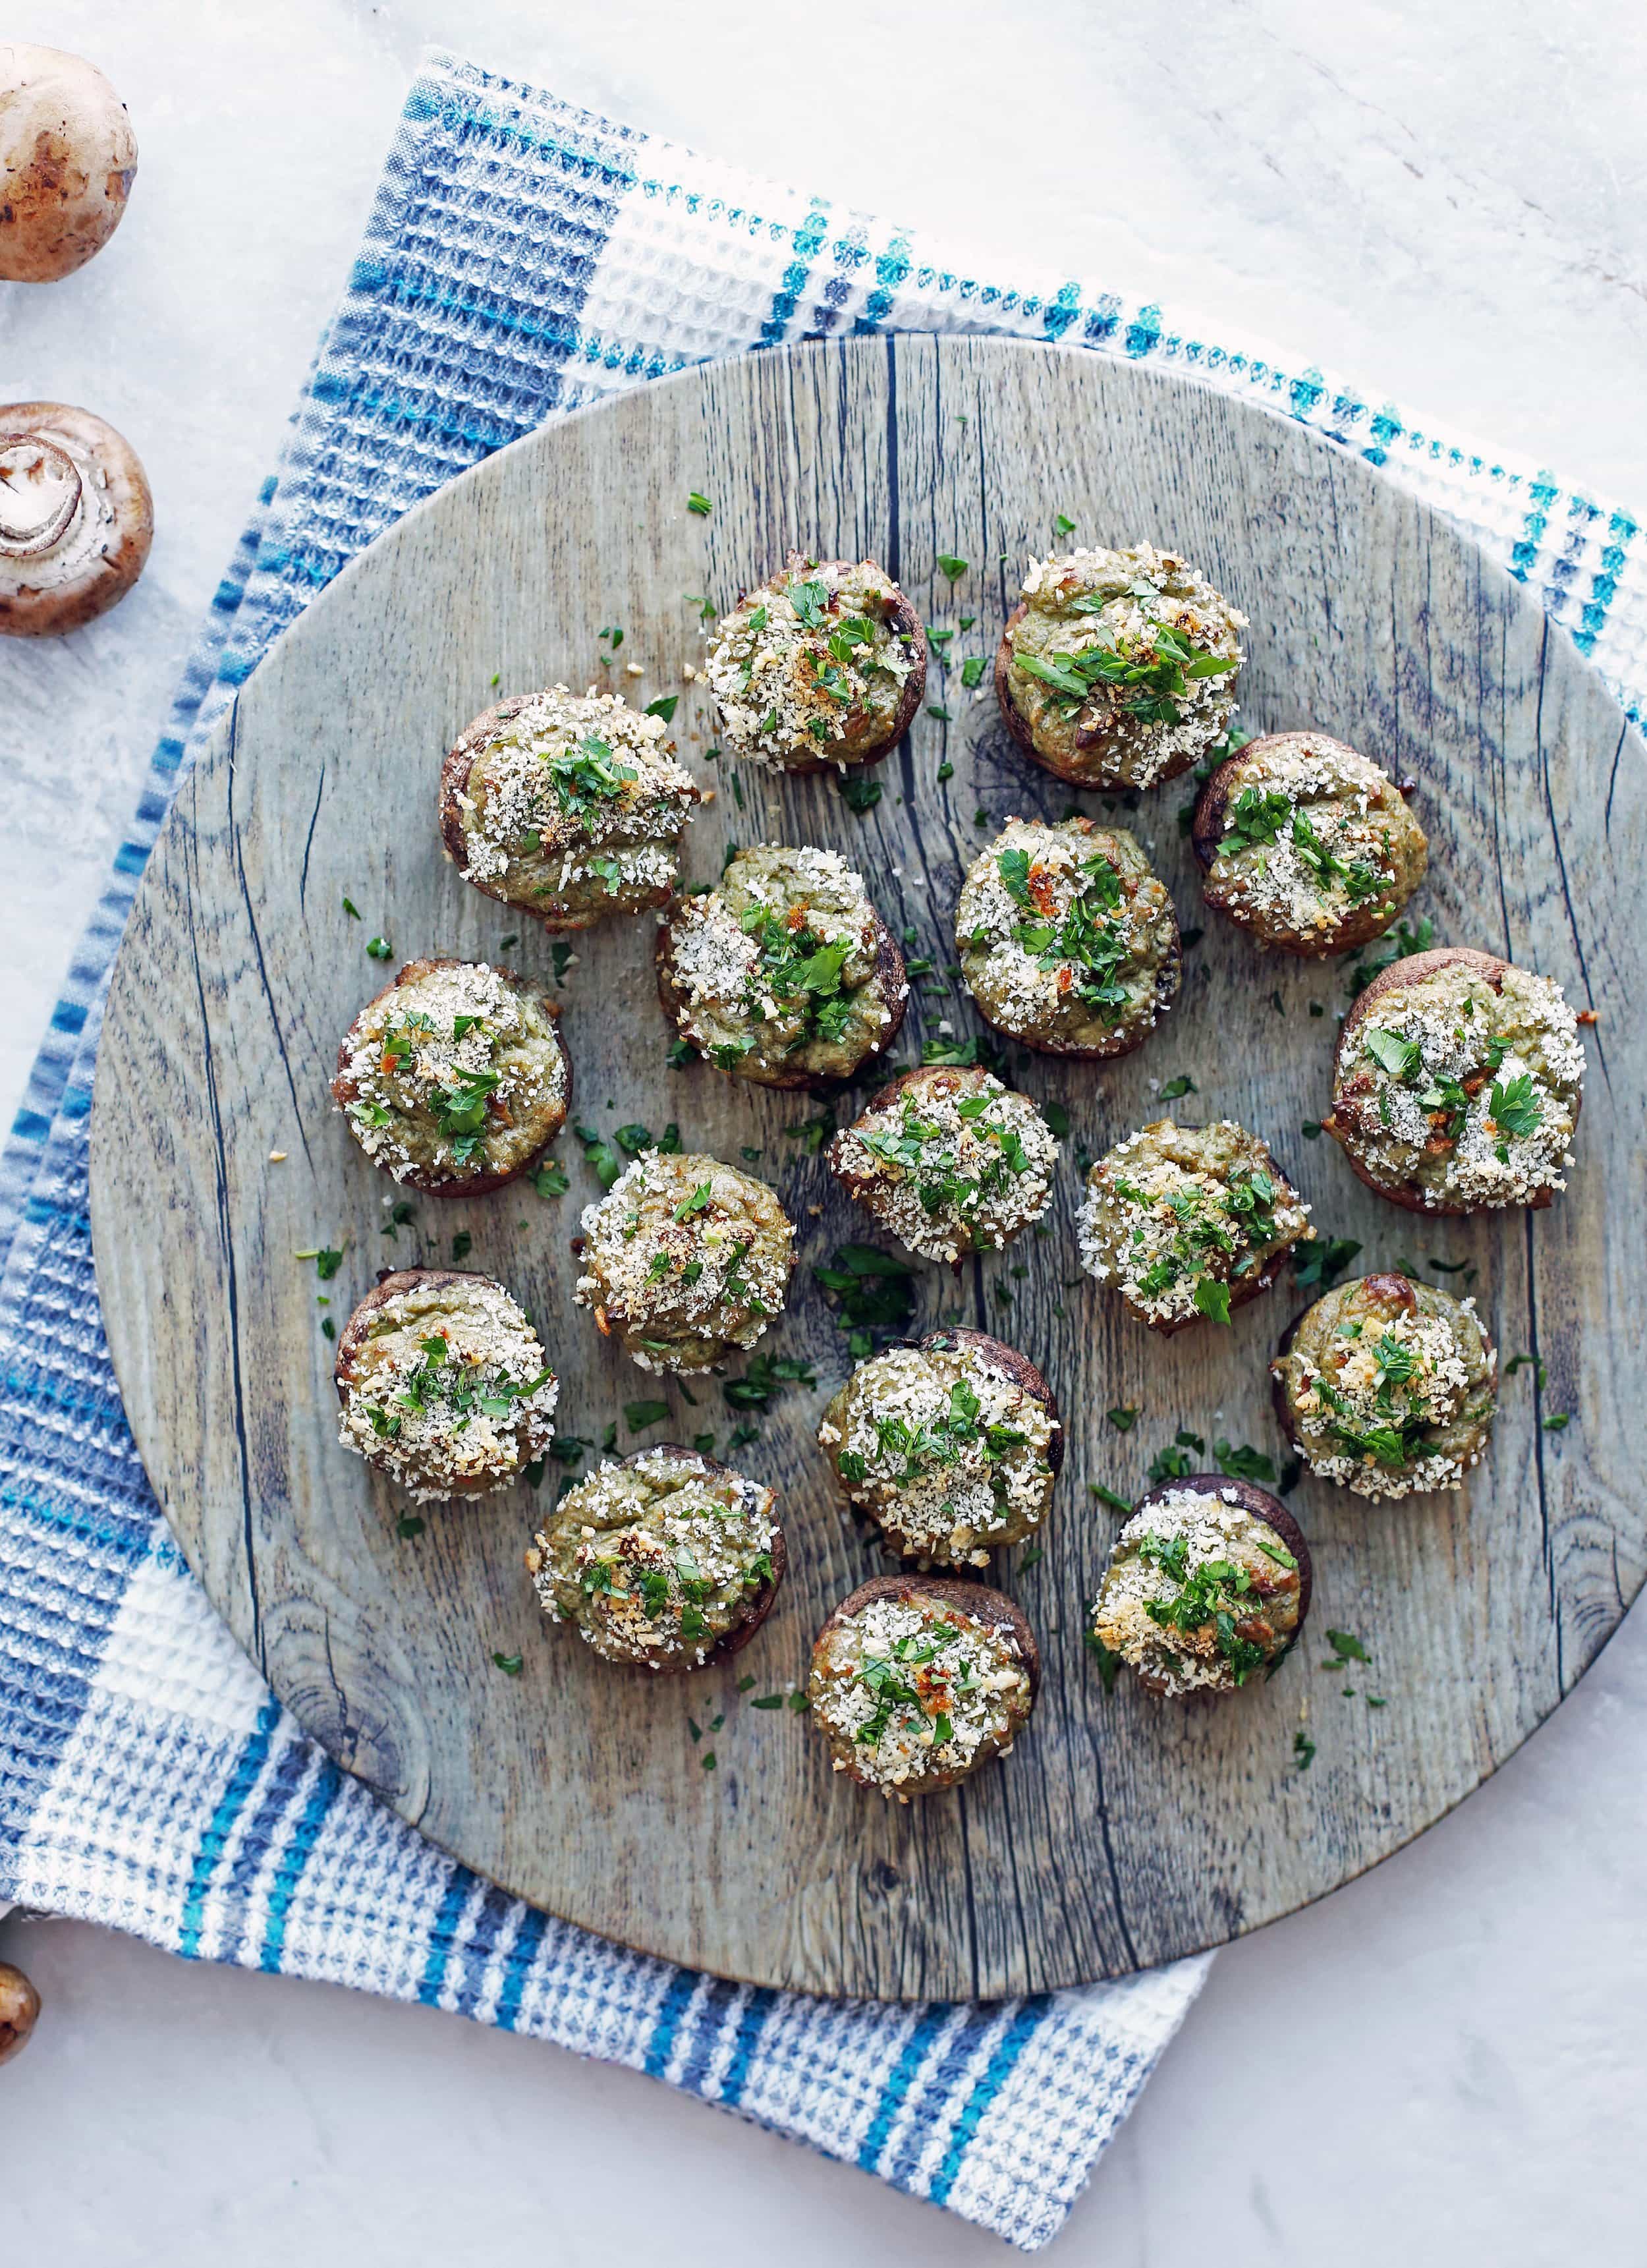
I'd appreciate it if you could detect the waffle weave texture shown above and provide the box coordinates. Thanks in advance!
[2,46,1641,2252]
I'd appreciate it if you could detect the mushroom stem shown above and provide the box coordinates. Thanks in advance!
[0,433,83,557]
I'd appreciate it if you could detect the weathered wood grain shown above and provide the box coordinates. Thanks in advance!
[88,336,1646,1999]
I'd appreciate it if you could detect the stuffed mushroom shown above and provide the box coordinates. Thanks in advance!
[995,542,1244,790]
[334,1268,557,1502]
[808,1575,1038,1798]
[331,957,570,1195]
[1088,1475,1311,1697]
[573,1148,795,1373]
[818,1328,1061,1568]
[526,1446,783,1671]
[704,552,926,773]
[657,843,907,1086]
[439,685,699,930]
[1077,1119,1312,1334]
[1323,946,1584,1213]
[827,1064,1059,1266]
[1271,1271,1497,1500]
[955,815,1179,1058]
[1190,729,1427,957]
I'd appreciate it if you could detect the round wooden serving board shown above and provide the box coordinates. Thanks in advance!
[90,337,1645,2000]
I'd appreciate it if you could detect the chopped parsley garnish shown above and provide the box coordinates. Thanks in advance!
[1157,1074,1197,1100]
[644,694,679,723]
[1487,1072,1542,1141]
[686,490,712,516]
[365,935,392,960]
[1342,915,1434,998]
[1133,1529,1271,1684]
[492,1652,524,1676]
[837,772,882,814]
[1364,1026,1422,1080]
[814,1243,916,1360]
[723,1353,816,1411]
[935,553,968,582]
[1214,1439,1276,1481]
[1016,617,1236,727]
[1293,1233,1360,1290]
[533,1161,569,1199]
[995,846,1138,1023]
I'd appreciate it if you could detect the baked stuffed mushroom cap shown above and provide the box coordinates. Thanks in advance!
[955,815,1180,1059]
[1077,1118,1312,1334]
[657,843,907,1087]
[995,543,1244,790]
[1089,1475,1312,1697]
[1324,946,1584,1214]
[818,1327,1061,1568]
[1191,730,1427,957]
[808,1574,1038,1798]
[1271,1271,1497,1500]
[704,552,926,774]
[574,1148,795,1373]
[335,1269,557,1502]
[526,1445,784,1671]
[439,685,699,931]
[827,1063,1060,1266]
[331,957,570,1196]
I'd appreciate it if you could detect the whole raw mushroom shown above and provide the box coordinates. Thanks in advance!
[0,43,137,281]
[0,401,154,635]
[0,1958,40,2064]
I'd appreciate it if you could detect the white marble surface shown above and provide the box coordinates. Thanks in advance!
[3,2,1645,2259]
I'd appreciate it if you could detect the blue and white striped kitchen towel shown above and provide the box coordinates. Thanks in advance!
[2,47,1641,2251]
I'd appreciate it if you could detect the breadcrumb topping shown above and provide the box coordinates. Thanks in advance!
[574,1148,795,1371]
[528,1450,777,1669]
[1273,1278,1496,1499]
[1333,959,1584,1207]
[335,960,566,1183]
[1006,543,1245,787]
[664,843,904,1079]
[706,556,916,770]
[449,685,698,913]
[956,816,1176,1051]
[337,1275,558,1502]
[819,1341,1058,1566]
[1077,1120,1311,1327]
[829,1070,1059,1264]
[810,1592,1032,1795]
[1202,735,1422,946]
[1091,1490,1302,1697]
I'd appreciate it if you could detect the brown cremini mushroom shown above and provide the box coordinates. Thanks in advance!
[0,1958,40,2065]
[0,401,153,635]
[1,44,137,281]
